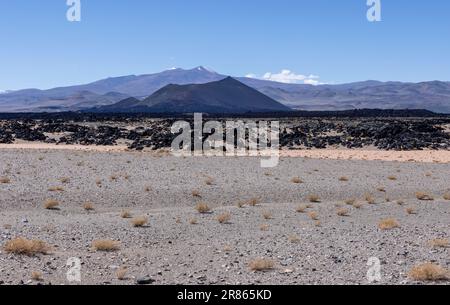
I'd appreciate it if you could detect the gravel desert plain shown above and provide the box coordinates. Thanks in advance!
[0,115,449,285]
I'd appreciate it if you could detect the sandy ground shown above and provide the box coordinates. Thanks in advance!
[0,148,449,285]
[1,143,449,163]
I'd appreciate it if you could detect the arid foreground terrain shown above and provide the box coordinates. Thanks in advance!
[0,148,449,285]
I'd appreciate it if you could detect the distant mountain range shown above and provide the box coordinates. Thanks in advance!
[1,66,449,113]
[95,77,291,113]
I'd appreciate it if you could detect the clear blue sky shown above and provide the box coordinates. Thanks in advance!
[1,0,450,90]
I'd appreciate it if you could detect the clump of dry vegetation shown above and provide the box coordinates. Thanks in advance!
[116,267,128,280]
[337,208,350,217]
[365,193,376,204]
[131,216,148,228]
[339,176,349,182]
[291,177,303,184]
[443,192,450,201]
[120,210,132,219]
[236,201,245,208]
[308,194,321,203]
[308,211,319,220]
[0,177,11,184]
[288,235,300,243]
[31,271,43,281]
[217,212,231,224]
[195,202,211,214]
[429,238,449,248]
[249,258,275,272]
[247,198,260,207]
[406,207,416,215]
[83,202,95,211]
[91,240,120,252]
[396,199,405,206]
[378,218,400,230]
[4,237,51,256]
[189,218,198,225]
[260,224,269,231]
[44,199,60,210]
[415,192,434,201]
[387,176,397,181]
[205,176,214,185]
[408,263,448,281]
[191,189,202,198]
[353,202,363,209]
[296,204,308,213]
[262,211,272,220]
[60,177,70,184]
[345,198,356,205]
[48,186,64,192]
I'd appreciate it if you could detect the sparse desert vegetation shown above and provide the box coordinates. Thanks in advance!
[308,211,319,220]
[83,202,95,211]
[378,218,400,230]
[120,210,132,219]
[91,239,120,252]
[365,193,376,204]
[415,192,434,201]
[217,212,231,224]
[131,216,148,227]
[443,192,450,201]
[4,237,51,256]
[0,177,11,184]
[308,194,321,203]
[337,208,350,217]
[31,271,43,281]
[339,176,349,182]
[291,177,303,184]
[195,202,211,214]
[296,204,308,213]
[249,258,275,272]
[429,238,449,248]
[408,263,448,281]
[44,199,60,210]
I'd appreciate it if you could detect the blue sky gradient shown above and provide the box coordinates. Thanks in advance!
[1,0,450,90]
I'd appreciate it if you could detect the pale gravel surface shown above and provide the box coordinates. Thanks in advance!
[0,149,449,285]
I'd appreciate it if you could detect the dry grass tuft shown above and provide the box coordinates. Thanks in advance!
[345,198,356,205]
[296,204,308,213]
[291,177,303,184]
[260,224,269,231]
[443,192,450,201]
[83,202,95,211]
[288,235,300,243]
[0,177,11,184]
[429,238,449,248]
[408,263,448,281]
[44,199,60,210]
[195,202,211,214]
[337,208,350,217]
[249,258,275,272]
[308,211,319,220]
[339,176,349,182]
[378,218,400,230]
[4,237,51,256]
[352,202,363,209]
[189,218,198,225]
[387,176,397,181]
[116,267,128,280]
[415,192,434,201]
[120,210,132,219]
[48,186,64,192]
[308,194,321,203]
[377,187,386,193]
[60,177,70,184]
[191,189,202,198]
[91,240,120,252]
[365,193,376,204]
[396,199,405,206]
[247,198,260,207]
[217,212,231,224]
[262,211,272,220]
[131,216,148,227]
[406,207,416,215]
[205,176,214,185]
[31,271,43,281]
